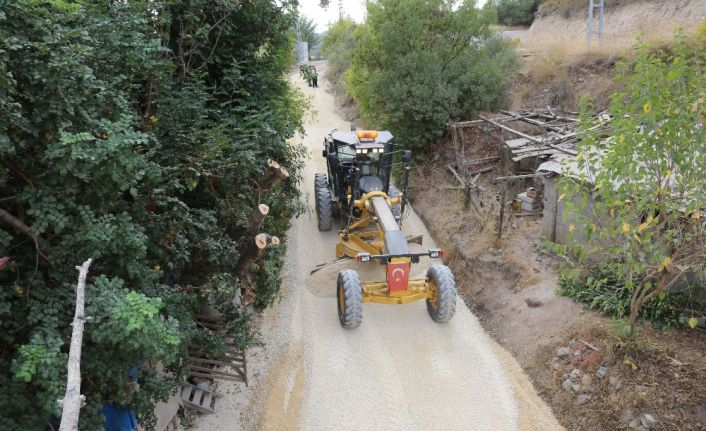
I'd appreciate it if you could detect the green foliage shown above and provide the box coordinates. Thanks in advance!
[345,0,517,153]
[559,32,706,332]
[558,263,689,324]
[493,0,543,26]
[0,0,305,428]
[296,15,321,49]
[321,19,360,99]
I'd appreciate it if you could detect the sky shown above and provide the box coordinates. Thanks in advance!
[299,0,488,33]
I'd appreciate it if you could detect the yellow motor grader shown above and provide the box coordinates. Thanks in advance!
[314,128,457,329]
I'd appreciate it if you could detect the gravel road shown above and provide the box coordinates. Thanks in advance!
[196,63,562,431]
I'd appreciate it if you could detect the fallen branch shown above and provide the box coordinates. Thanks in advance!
[58,258,93,431]
[578,338,599,352]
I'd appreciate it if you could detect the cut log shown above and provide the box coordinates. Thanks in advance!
[258,160,289,191]
[237,233,280,276]
[245,204,269,237]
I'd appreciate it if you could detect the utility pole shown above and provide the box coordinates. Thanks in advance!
[587,0,605,49]
[338,0,343,21]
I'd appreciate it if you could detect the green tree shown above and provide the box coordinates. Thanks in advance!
[297,15,321,48]
[0,0,306,428]
[321,19,360,98]
[561,33,706,333]
[495,0,543,26]
[346,0,514,153]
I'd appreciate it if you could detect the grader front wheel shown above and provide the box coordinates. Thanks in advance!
[337,269,363,329]
[426,264,457,323]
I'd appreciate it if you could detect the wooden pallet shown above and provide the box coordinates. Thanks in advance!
[180,384,216,415]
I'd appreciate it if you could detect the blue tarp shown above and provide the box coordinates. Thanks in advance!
[100,404,138,431]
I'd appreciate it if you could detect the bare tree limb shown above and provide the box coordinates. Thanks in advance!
[58,258,93,431]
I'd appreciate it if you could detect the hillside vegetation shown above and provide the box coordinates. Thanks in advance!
[0,1,305,428]
[323,0,518,154]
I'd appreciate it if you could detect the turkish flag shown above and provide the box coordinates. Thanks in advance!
[386,261,410,292]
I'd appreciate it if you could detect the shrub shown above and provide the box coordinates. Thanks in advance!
[0,0,305,427]
[560,32,706,333]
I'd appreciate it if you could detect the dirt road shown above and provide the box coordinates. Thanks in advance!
[196,64,562,431]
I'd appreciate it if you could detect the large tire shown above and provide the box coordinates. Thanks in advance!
[426,264,457,323]
[315,186,333,231]
[388,184,402,219]
[337,269,363,329]
[314,172,328,190]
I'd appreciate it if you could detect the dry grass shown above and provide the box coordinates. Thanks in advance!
[538,0,654,18]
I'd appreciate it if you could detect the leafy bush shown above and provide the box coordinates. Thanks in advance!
[494,0,543,26]
[559,31,706,332]
[321,19,360,104]
[0,0,305,428]
[558,264,692,325]
[345,0,517,154]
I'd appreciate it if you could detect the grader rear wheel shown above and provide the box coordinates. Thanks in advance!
[426,264,457,323]
[337,269,362,329]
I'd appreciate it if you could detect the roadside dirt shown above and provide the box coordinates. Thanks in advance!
[195,63,561,430]
[408,124,706,430]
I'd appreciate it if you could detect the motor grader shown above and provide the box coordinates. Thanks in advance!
[314,128,457,329]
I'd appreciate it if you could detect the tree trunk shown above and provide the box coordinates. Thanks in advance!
[237,233,279,276]
[58,258,93,431]
[258,160,289,191]
[245,204,269,237]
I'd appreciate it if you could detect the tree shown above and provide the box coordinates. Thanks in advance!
[297,15,321,48]
[346,0,514,153]
[321,19,360,97]
[495,0,543,26]
[0,0,306,428]
[562,33,706,333]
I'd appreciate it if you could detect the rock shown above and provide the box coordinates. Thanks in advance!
[596,366,609,379]
[621,408,635,423]
[577,76,585,82]
[629,418,642,429]
[574,349,582,356]
[570,368,582,380]
[641,413,656,428]
[557,347,571,358]
[581,384,593,394]
[562,379,573,392]
[572,383,581,393]
[609,376,620,386]
[581,374,592,386]
[575,394,591,405]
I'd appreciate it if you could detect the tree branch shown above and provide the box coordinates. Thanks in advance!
[58,258,93,431]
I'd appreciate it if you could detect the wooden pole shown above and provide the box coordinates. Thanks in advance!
[59,259,93,431]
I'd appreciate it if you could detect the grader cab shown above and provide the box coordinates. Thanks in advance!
[314,128,457,329]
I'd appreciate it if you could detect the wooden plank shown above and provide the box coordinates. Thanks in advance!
[463,156,500,165]
[493,172,552,182]
[189,372,245,382]
[446,165,465,186]
[482,115,578,156]
[189,365,245,378]
[189,357,245,367]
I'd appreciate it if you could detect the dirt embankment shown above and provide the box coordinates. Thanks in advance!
[527,0,706,52]
[409,123,706,430]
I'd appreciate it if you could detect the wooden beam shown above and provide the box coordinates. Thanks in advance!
[480,115,578,156]
[493,172,552,182]
[463,156,500,165]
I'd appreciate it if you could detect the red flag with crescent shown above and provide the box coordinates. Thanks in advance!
[386,261,410,292]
